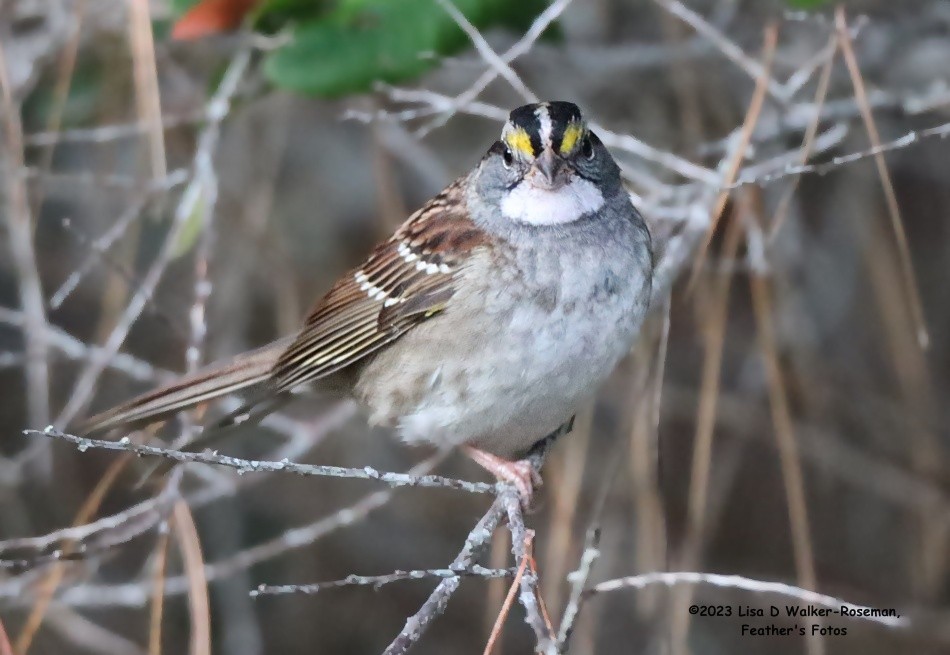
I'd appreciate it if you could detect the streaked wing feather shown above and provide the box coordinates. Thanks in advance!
[272,176,489,392]
[79,338,291,435]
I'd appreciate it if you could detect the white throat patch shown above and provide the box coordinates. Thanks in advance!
[501,177,605,225]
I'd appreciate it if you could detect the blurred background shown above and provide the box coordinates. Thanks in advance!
[1,0,950,653]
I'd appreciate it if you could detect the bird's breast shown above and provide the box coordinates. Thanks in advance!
[356,217,652,457]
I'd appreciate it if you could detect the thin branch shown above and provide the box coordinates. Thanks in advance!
[835,6,928,349]
[731,120,950,188]
[483,552,529,655]
[689,23,778,289]
[434,0,536,103]
[48,169,190,309]
[148,527,170,655]
[0,453,445,609]
[252,566,514,596]
[416,0,572,134]
[171,502,211,655]
[23,110,206,147]
[0,484,177,570]
[383,497,506,655]
[554,527,600,652]
[0,616,11,655]
[383,425,564,654]
[768,33,838,240]
[53,48,253,427]
[651,0,784,100]
[0,35,51,442]
[25,428,495,494]
[13,455,130,653]
[503,495,553,651]
[128,0,167,180]
[587,571,908,630]
[749,253,820,655]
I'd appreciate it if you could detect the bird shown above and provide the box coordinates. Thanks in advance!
[79,101,654,501]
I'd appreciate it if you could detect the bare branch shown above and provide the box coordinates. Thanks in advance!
[252,566,515,597]
[0,34,51,444]
[383,497,505,655]
[588,571,908,630]
[554,527,600,652]
[23,428,497,494]
[0,484,177,571]
[434,0,536,103]
[53,47,253,426]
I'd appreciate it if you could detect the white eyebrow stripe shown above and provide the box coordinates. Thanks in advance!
[535,103,553,149]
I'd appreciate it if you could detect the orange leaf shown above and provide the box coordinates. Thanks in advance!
[171,0,261,40]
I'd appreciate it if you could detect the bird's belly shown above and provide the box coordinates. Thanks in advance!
[357,262,649,458]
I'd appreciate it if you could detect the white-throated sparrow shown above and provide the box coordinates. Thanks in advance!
[81,101,653,499]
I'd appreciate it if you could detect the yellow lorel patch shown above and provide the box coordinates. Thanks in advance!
[559,123,584,155]
[505,128,535,157]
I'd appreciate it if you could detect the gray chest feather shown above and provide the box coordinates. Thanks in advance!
[360,215,652,457]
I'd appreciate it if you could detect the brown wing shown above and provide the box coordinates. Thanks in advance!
[271,176,490,392]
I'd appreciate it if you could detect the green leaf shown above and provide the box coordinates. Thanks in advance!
[263,0,552,97]
[171,0,202,13]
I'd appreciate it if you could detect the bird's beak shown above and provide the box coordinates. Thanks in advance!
[529,147,567,190]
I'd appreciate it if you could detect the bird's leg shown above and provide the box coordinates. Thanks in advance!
[463,446,542,505]
[462,416,575,507]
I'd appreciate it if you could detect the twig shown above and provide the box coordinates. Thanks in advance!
[23,110,206,147]
[483,552,529,655]
[554,528,601,652]
[43,607,148,655]
[53,48,253,426]
[0,616,12,655]
[0,484,177,570]
[749,255,820,655]
[383,497,506,655]
[835,6,929,349]
[731,120,950,188]
[128,0,166,180]
[433,0,536,103]
[383,426,565,654]
[148,525,170,655]
[689,23,778,289]
[252,566,515,596]
[768,33,838,240]
[596,126,719,185]
[48,169,190,309]
[0,307,172,386]
[25,428,496,494]
[0,35,51,445]
[651,0,784,100]
[503,494,553,651]
[171,501,211,655]
[587,571,908,629]
[416,0,572,134]
[670,189,747,653]
[13,455,130,653]
[0,453,446,609]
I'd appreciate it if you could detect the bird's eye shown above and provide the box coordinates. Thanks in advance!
[582,137,594,160]
[502,146,513,168]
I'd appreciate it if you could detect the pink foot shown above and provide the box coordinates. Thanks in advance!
[464,446,541,507]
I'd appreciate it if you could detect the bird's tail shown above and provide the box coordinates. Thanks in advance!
[78,338,292,436]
